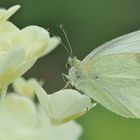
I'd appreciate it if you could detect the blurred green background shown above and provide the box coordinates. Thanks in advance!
[1,0,140,139]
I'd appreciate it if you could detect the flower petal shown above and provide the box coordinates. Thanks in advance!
[46,121,82,140]
[13,77,39,99]
[0,5,20,21]
[12,25,50,59]
[41,36,61,56]
[0,21,19,45]
[5,94,37,127]
[0,48,36,88]
[34,82,96,125]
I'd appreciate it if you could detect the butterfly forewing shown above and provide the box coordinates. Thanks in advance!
[81,30,140,66]
[80,53,140,118]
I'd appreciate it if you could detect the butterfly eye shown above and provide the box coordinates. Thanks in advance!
[66,63,71,69]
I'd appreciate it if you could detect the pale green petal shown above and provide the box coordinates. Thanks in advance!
[36,106,82,140]
[0,98,82,140]
[41,36,61,56]
[13,77,38,99]
[34,82,95,125]
[16,121,82,140]
[0,39,10,52]
[0,48,25,69]
[46,121,82,140]
[0,21,19,43]
[12,25,50,58]
[0,48,36,88]
[37,105,52,127]
[5,94,37,127]
[0,5,20,21]
[14,57,36,80]
[0,49,25,87]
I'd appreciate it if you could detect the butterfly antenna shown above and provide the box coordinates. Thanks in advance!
[47,28,71,56]
[60,25,73,58]
[61,41,72,56]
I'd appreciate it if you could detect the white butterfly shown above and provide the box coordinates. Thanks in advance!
[65,30,140,118]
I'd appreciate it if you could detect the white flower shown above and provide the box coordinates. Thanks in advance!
[0,92,82,140]
[0,5,60,89]
[0,5,82,140]
[11,25,60,59]
[0,22,60,59]
[0,5,60,59]
[34,82,96,125]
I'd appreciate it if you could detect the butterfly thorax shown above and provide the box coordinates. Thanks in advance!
[67,57,85,87]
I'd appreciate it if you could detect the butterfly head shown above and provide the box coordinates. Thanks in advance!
[66,57,80,69]
[59,25,82,86]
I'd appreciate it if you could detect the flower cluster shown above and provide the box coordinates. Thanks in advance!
[0,5,96,140]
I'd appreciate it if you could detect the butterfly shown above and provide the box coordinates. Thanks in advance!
[63,29,140,118]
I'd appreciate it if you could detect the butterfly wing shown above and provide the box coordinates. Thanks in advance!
[80,53,140,118]
[82,30,140,65]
